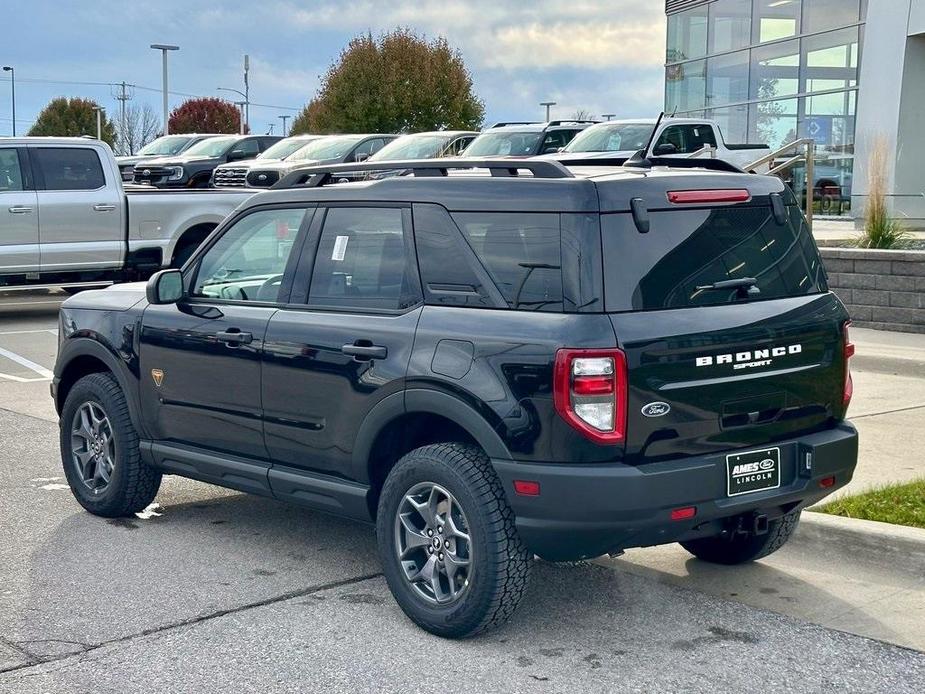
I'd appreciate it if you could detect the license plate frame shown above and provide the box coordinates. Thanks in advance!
[726,447,781,497]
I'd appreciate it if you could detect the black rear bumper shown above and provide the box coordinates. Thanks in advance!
[492,423,858,561]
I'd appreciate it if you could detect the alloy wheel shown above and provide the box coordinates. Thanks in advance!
[70,401,116,493]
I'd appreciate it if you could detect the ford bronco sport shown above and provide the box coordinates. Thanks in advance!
[52,156,858,638]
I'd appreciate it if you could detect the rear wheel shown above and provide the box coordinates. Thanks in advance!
[680,510,801,565]
[60,372,161,517]
[376,443,531,638]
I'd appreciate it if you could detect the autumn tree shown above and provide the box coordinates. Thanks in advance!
[28,97,116,146]
[291,28,484,135]
[168,98,243,135]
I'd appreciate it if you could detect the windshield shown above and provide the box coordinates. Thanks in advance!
[137,136,195,156]
[258,138,316,160]
[369,135,448,161]
[463,131,544,157]
[182,137,237,157]
[563,123,654,153]
[288,136,362,161]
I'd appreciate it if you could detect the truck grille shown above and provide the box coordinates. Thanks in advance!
[213,167,248,187]
[246,169,281,188]
[133,166,172,183]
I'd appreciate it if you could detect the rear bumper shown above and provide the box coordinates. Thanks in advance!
[492,423,858,561]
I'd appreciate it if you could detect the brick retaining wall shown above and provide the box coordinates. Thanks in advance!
[819,248,925,333]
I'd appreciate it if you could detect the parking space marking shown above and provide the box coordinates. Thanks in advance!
[0,329,58,336]
[0,345,54,380]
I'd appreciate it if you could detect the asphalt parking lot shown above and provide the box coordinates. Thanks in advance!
[1,289,924,693]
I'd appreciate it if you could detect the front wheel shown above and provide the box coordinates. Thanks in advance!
[680,510,801,565]
[376,443,531,638]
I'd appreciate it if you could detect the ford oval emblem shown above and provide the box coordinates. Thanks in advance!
[142,169,151,176]
[641,402,671,418]
[258,173,267,180]
[759,458,776,470]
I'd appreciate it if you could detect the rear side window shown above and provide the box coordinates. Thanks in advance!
[655,125,717,154]
[0,148,24,191]
[602,204,826,311]
[32,148,105,191]
[453,212,563,312]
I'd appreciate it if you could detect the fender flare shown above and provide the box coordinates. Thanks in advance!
[351,389,511,483]
[55,337,146,437]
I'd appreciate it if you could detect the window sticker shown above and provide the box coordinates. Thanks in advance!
[332,235,349,261]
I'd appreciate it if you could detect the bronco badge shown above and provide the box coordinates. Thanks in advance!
[151,369,164,387]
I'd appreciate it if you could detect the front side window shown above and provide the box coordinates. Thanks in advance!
[308,207,416,310]
[656,125,717,154]
[229,139,260,157]
[0,148,24,191]
[183,137,237,158]
[32,148,105,191]
[453,212,562,312]
[193,208,308,302]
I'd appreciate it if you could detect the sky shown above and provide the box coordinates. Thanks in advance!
[0,0,667,137]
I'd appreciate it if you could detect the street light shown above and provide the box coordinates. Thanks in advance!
[279,114,290,137]
[92,106,105,140]
[602,113,616,121]
[150,44,179,135]
[540,101,556,122]
[2,66,14,136]
[218,88,248,134]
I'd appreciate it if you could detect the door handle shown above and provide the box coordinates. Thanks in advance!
[8,206,33,214]
[93,203,117,212]
[341,342,388,361]
[216,329,253,346]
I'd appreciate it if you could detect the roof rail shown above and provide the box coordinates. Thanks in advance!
[488,121,541,128]
[272,158,575,188]
[559,156,745,174]
[547,119,600,126]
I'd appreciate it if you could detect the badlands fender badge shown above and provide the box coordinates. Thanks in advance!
[151,369,164,387]
[641,402,671,417]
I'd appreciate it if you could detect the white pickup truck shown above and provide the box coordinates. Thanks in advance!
[548,117,771,171]
[0,138,254,291]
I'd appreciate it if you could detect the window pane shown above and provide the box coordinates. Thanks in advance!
[749,98,798,150]
[707,105,748,144]
[709,0,751,53]
[707,50,750,107]
[309,208,413,310]
[454,212,562,312]
[194,208,307,302]
[803,27,859,93]
[656,124,717,154]
[803,0,860,34]
[33,148,105,191]
[751,39,800,100]
[666,60,706,112]
[667,6,707,62]
[0,149,24,191]
[754,0,801,43]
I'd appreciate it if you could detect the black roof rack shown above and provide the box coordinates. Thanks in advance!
[488,121,541,128]
[547,119,599,126]
[560,156,745,174]
[272,158,575,188]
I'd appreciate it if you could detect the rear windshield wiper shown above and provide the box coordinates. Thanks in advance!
[695,277,761,298]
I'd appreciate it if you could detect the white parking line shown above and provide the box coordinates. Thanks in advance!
[0,329,58,336]
[0,345,54,379]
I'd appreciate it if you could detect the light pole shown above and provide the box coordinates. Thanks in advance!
[218,88,248,133]
[602,113,616,121]
[92,106,105,140]
[243,54,250,133]
[279,115,289,137]
[540,101,556,122]
[2,66,14,136]
[150,44,179,134]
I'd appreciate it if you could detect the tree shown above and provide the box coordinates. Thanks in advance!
[115,103,161,155]
[28,97,116,146]
[571,109,592,121]
[291,28,484,135]
[168,98,243,135]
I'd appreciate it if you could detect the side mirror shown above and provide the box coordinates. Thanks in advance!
[355,152,370,163]
[653,143,678,156]
[146,269,184,305]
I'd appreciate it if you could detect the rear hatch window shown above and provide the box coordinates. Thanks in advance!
[602,201,826,312]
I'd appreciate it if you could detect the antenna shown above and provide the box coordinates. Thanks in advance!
[624,111,666,169]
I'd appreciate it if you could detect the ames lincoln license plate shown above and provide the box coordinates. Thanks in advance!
[726,447,781,497]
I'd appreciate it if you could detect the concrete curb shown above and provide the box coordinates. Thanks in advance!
[796,512,925,577]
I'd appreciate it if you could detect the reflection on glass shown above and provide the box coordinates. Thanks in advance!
[666,60,706,112]
[803,27,859,93]
[751,39,800,101]
[755,0,802,42]
[709,0,752,53]
[667,6,708,62]
[707,50,750,107]
[803,0,860,34]
[749,99,798,150]
[707,105,748,144]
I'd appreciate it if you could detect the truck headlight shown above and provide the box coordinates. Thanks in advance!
[167,166,185,181]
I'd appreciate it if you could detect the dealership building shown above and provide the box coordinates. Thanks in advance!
[664,0,925,227]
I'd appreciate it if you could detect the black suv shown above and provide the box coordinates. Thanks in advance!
[52,157,858,638]
[462,120,597,157]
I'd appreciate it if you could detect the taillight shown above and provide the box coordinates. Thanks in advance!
[667,189,751,204]
[843,321,854,410]
[553,348,627,444]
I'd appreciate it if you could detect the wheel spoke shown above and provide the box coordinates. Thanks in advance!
[398,513,430,557]
[443,550,469,596]
[70,401,115,492]
[74,448,95,480]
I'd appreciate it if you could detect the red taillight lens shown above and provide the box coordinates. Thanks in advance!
[843,321,854,409]
[667,189,751,204]
[553,348,627,445]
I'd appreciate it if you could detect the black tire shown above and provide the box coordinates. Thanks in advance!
[376,443,531,638]
[60,372,161,517]
[680,510,801,565]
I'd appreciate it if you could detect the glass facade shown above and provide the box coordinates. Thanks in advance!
[665,0,866,214]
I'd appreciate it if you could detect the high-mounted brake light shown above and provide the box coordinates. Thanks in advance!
[553,348,627,445]
[843,321,855,409]
[667,189,751,204]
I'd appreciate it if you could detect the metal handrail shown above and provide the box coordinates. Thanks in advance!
[745,137,816,230]
[686,145,717,159]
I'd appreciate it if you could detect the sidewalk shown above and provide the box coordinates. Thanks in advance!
[813,217,925,244]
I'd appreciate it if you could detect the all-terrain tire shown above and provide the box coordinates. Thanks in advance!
[376,443,532,638]
[680,510,801,565]
[60,372,161,517]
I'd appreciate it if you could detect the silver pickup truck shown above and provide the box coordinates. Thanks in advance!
[0,137,253,290]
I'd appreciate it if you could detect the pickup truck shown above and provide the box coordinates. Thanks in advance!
[0,137,253,290]
[548,118,771,172]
